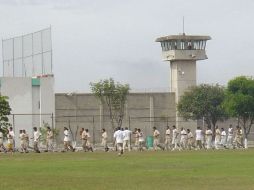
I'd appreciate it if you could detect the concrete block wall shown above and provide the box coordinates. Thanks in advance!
[55,92,176,145]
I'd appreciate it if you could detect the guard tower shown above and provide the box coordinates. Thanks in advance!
[156,33,211,128]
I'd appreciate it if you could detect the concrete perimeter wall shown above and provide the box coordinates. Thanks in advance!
[55,92,176,145]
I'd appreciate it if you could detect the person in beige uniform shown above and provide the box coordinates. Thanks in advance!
[227,125,234,149]
[19,130,25,153]
[172,126,180,151]
[205,127,213,149]
[85,129,93,152]
[137,129,145,151]
[46,127,54,152]
[101,128,109,152]
[7,129,14,154]
[187,129,195,150]
[153,127,160,150]
[164,126,171,150]
[180,128,187,150]
[235,126,243,148]
[81,128,87,151]
[153,127,164,151]
[133,128,139,147]
[215,126,221,150]
[23,130,29,153]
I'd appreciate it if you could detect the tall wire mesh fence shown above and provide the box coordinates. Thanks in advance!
[2,27,52,77]
[55,115,254,147]
[6,114,254,149]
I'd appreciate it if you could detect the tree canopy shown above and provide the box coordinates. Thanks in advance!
[0,95,11,134]
[90,78,130,129]
[177,84,226,131]
[223,76,254,139]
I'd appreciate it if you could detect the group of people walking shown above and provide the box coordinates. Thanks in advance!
[106,124,246,155]
[0,126,53,154]
[160,124,245,151]
[0,124,246,154]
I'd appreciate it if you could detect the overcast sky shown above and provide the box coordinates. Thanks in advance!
[0,0,254,93]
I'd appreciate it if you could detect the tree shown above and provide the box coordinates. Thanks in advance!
[90,78,130,129]
[223,76,254,147]
[177,84,226,135]
[0,95,12,135]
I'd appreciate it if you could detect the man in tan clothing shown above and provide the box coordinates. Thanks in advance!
[23,130,29,153]
[101,128,109,152]
[133,128,139,147]
[164,126,171,150]
[205,127,213,149]
[46,127,54,152]
[235,126,243,148]
[215,126,221,150]
[19,130,25,153]
[81,128,87,151]
[153,127,164,151]
[187,129,195,150]
[85,129,93,152]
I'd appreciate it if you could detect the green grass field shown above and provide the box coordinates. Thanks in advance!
[0,150,254,190]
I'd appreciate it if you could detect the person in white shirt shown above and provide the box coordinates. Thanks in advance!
[137,128,145,151]
[46,127,54,152]
[220,128,227,148]
[172,126,180,151]
[195,127,203,149]
[123,127,132,152]
[205,127,213,149]
[164,126,171,150]
[180,128,187,150]
[227,125,234,148]
[32,127,41,153]
[215,126,221,150]
[113,127,124,155]
[0,130,7,153]
[101,128,109,152]
[63,127,74,152]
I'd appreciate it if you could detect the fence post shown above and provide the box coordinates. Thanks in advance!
[12,114,15,131]
[51,113,55,146]
[92,116,95,146]
[51,113,54,129]
[128,116,131,130]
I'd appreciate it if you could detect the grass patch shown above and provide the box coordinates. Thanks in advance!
[0,150,254,190]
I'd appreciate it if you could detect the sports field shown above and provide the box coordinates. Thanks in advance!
[0,150,254,190]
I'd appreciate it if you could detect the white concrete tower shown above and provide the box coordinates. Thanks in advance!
[156,34,211,128]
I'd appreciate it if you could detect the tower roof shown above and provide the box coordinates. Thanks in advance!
[155,34,211,42]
